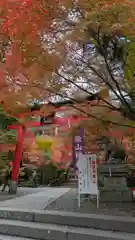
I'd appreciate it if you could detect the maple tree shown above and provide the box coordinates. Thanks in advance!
[1,0,135,124]
[49,0,135,150]
[72,1,135,161]
[49,0,134,122]
[0,0,75,169]
[0,0,74,118]
[1,0,135,167]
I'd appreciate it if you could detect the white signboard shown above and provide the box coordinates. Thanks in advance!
[77,154,99,208]
[86,154,98,195]
[77,154,90,194]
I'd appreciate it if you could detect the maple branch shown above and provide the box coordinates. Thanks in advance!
[49,87,135,129]
[65,44,135,120]
[65,43,122,102]
[95,30,132,111]
[11,81,135,129]
[3,79,135,130]
[56,70,118,111]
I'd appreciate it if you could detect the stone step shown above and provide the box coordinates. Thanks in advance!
[0,219,134,240]
[0,208,135,234]
[64,179,77,187]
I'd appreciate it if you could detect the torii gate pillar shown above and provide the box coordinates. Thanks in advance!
[8,119,41,194]
[9,126,25,194]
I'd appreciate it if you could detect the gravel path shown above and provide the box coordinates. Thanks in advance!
[45,188,135,217]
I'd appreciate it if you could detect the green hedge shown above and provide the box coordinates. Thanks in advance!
[38,163,69,186]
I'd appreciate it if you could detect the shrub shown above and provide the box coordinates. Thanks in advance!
[38,163,69,185]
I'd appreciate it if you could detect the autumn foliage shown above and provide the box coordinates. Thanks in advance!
[1,0,135,168]
[78,0,135,36]
[0,0,73,116]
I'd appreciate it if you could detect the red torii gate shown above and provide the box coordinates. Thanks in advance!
[7,111,86,194]
[7,95,100,193]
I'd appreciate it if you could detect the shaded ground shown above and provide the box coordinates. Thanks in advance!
[45,188,135,217]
